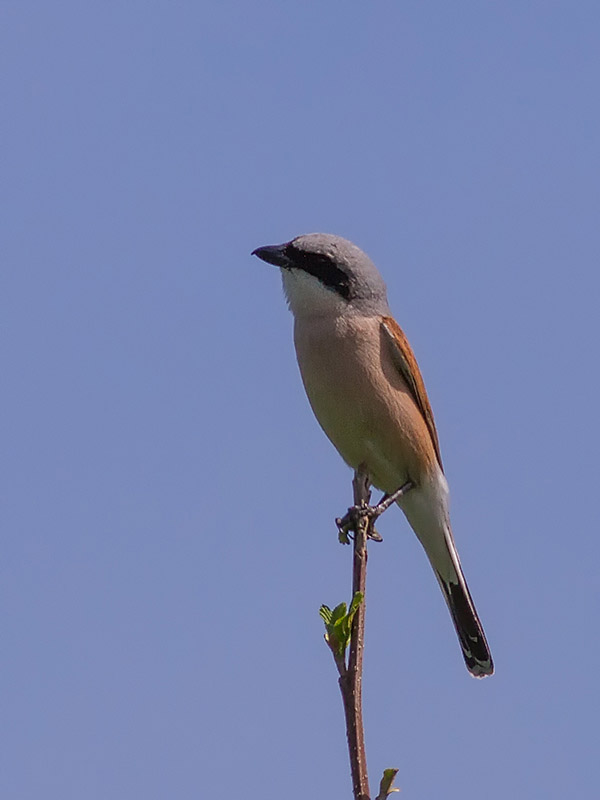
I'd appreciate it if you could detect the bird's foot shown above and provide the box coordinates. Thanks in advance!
[335,480,414,544]
[335,502,376,544]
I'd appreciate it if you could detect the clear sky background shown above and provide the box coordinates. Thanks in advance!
[2,2,599,798]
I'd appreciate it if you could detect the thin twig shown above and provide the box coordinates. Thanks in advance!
[324,467,402,797]
[339,465,371,800]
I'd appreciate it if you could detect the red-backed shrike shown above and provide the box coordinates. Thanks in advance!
[252,233,493,677]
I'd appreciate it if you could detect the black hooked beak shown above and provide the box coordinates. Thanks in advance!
[251,243,293,269]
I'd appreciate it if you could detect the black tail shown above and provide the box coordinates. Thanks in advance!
[436,572,494,677]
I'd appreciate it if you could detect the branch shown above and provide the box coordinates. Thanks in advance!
[321,465,371,799]
[342,466,371,800]
[321,466,401,799]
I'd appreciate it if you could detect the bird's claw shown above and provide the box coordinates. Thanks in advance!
[334,481,414,544]
[335,502,383,544]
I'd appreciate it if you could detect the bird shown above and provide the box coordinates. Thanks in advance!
[252,233,493,678]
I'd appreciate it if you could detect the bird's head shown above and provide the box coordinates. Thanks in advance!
[252,233,389,318]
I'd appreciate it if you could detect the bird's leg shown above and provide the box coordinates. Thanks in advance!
[335,479,415,544]
[370,480,415,519]
[365,480,414,540]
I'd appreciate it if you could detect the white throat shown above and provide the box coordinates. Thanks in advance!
[281,269,350,319]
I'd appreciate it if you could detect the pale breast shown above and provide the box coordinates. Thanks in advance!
[293,314,438,493]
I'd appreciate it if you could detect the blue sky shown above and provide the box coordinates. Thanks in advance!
[2,2,599,798]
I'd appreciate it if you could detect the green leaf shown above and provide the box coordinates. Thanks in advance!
[349,591,364,615]
[319,593,365,659]
[330,602,348,624]
[375,768,400,799]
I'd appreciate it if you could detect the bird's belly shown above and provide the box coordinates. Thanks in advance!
[304,380,414,492]
[294,316,434,493]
